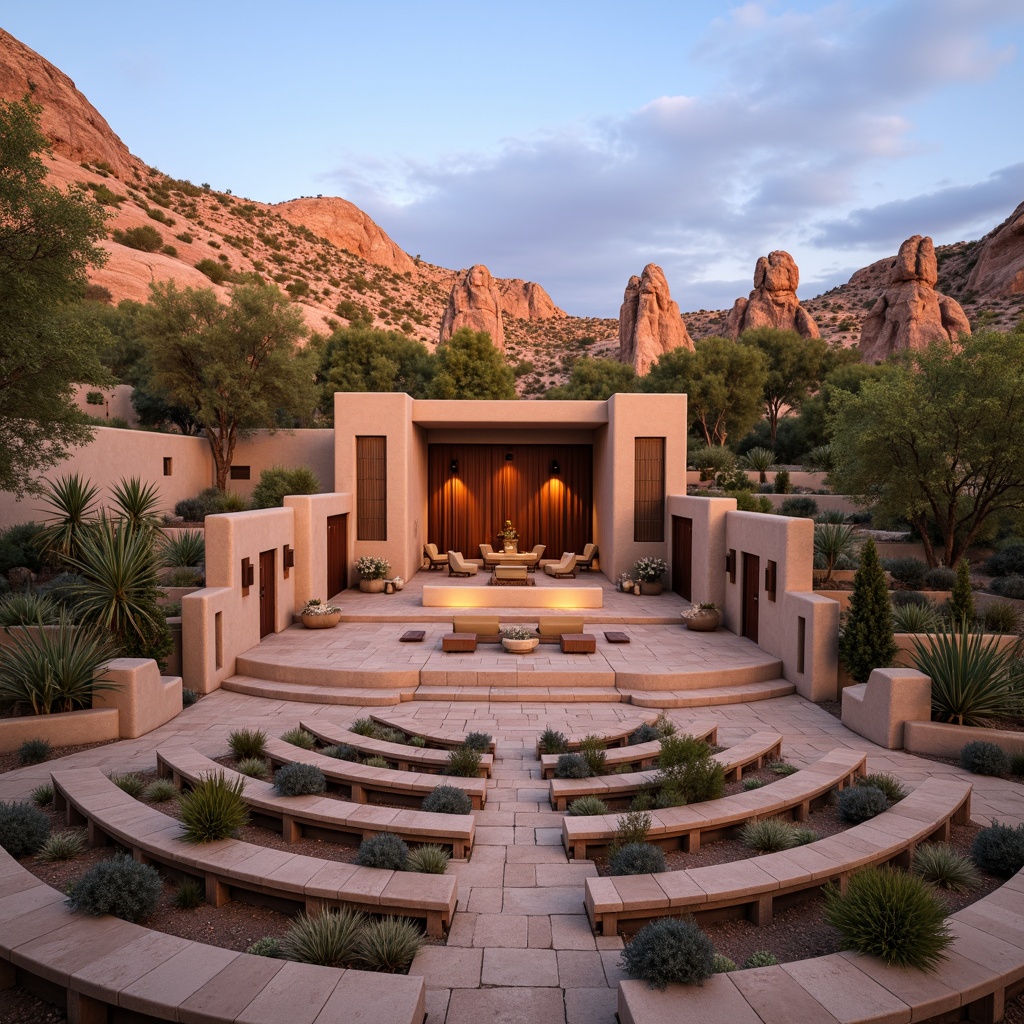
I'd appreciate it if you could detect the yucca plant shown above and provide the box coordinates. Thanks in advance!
[31,783,53,807]
[742,447,777,484]
[357,916,423,972]
[816,509,848,525]
[814,523,857,585]
[229,728,268,760]
[35,473,100,565]
[913,843,980,892]
[567,796,610,816]
[406,844,450,874]
[892,601,942,634]
[281,909,363,967]
[159,529,205,569]
[178,772,249,843]
[803,443,835,473]
[110,476,163,533]
[0,592,60,627]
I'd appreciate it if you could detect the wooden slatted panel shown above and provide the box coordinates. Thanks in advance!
[634,437,665,542]
[356,436,387,541]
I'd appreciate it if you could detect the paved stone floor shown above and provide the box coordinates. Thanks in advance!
[3,691,1024,1024]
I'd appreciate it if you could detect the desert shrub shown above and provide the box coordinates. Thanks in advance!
[539,727,569,754]
[985,544,1024,578]
[237,757,269,779]
[281,909,363,967]
[913,843,980,892]
[280,727,316,749]
[463,731,492,752]
[712,953,737,973]
[68,854,162,922]
[406,845,450,874]
[363,756,390,769]
[654,712,677,737]
[630,723,660,744]
[143,778,179,802]
[960,740,1009,777]
[768,760,797,776]
[109,772,146,797]
[579,735,607,776]
[984,602,1021,635]
[356,916,423,972]
[249,465,321,509]
[891,601,942,634]
[613,810,652,850]
[246,937,281,958]
[349,717,379,737]
[445,745,481,778]
[553,752,591,779]
[779,497,818,519]
[31,783,53,807]
[857,773,907,803]
[38,830,87,862]
[792,827,818,845]
[182,688,200,707]
[421,785,472,815]
[742,951,779,968]
[656,741,724,806]
[17,738,51,765]
[0,801,50,856]
[159,529,205,568]
[377,727,406,744]
[739,818,798,853]
[173,878,203,909]
[657,733,710,769]
[824,867,951,969]
[884,557,928,589]
[923,566,956,591]
[322,744,359,762]
[743,778,764,790]
[229,728,267,760]
[1012,753,1024,777]
[409,736,427,747]
[991,575,1024,599]
[0,522,46,575]
[357,832,408,870]
[113,225,163,252]
[620,917,715,989]
[178,772,249,843]
[837,784,889,823]
[972,821,1024,877]
[567,796,609,817]
[195,258,232,284]
[609,841,666,876]
[892,590,930,608]
[274,763,326,796]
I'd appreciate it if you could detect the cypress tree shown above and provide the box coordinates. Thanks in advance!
[949,558,975,627]
[839,538,897,684]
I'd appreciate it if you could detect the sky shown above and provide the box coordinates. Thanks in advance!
[4,1,1024,316]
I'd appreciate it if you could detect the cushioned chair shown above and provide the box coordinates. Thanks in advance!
[576,543,599,571]
[522,544,546,571]
[424,543,449,570]
[448,550,479,577]
[543,552,578,579]
[478,543,503,570]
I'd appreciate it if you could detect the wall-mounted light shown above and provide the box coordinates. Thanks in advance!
[550,459,560,475]
[241,557,254,592]
[505,452,514,462]
[283,544,295,573]
[725,550,736,582]
[450,458,459,474]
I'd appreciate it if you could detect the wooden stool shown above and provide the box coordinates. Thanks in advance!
[442,633,477,653]
[560,633,596,654]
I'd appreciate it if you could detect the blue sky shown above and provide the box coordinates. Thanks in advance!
[5,1,1023,315]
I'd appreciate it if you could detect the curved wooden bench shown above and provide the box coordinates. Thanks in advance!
[563,748,866,860]
[370,714,497,753]
[0,847,426,1023]
[155,747,476,858]
[586,775,972,934]
[536,716,663,756]
[540,719,719,778]
[300,719,493,778]
[550,732,782,810]
[51,768,458,937]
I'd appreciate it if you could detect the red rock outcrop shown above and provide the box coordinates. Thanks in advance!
[495,279,565,320]
[859,235,971,363]
[0,29,140,180]
[439,265,505,351]
[726,250,819,339]
[965,200,1024,299]
[618,264,692,375]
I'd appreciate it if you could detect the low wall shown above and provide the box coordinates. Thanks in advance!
[905,720,1024,759]
[0,708,119,754]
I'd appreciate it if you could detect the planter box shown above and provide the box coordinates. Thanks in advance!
[904,720,1024,759]
[638,581,663,596]
[0,708,119,754]
[301,612,342,629]
[682,610,720,632]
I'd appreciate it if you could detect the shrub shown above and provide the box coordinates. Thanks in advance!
[356,916,424,972]
[972,821,1024,877]
[280,727,316,749]
[174,488,247,522]
[539,727,569,754]
[985,544,1024,578]
[579,735,607,776]
[742,951,779,968]
[0,592,60,626]
[654,712,677,737]
[712,953,737,973]
[657,745,724,806]
[568,796,609,817]
[377,727,406,744]
[740,818,798,853]
[949,559,975,625]
[743,778,764,790]
[630,792,656,812]
[349,717,379,737]
[113,225,163,252]
[246,937,281,958]
[229,728,267,760]
[768,760,797,776]
[630,723,659,744]
[445,745,481,778]
[1012,753,1024,777]
[779,497,818,518]
[837,785,889,823]
[174,878,203,909]
[463,731,492,752]
[195,258,232,284]
[984,602,1021,635]
[275,763,327,797]
[773,469,791,494]
[960,740,1009,777]
[31,783,53,807]
[620,917,715,989]
[613,810,652,849]
[409,736,427,748]
[68,854,162,922]
[109,772,146,797]
[143,778,179,802]
[858,773,907,803]
[840,539,898,684]
[991,575,1024,599]
[891,601,942,634]
[182,688,200,707]
[792,827,818,845]
[0,801,50,856]
[0,521,46,575]
[824,867,951,969]
[364,756,390,769]
[923,566,956,591]
[421,785,472,815]
[281,909,363,967]
[39,830,87,862]
[357,832,408,870]
[17,738,51,766]
[159,529,205,568]
[406,845,450,874]
[609,842,665,876]
[913,843,980,892]
[892,590,930,608]
[553,752,591,779]
[249,465,321,509]
[322,744,360,761]
[884,557,928,589]
[178,772,249,843]
[237,757,270,779]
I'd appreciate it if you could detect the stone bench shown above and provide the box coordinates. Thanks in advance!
[0,846,426,1023]
[586,775,971,935]
[563,748,866,861]
[51,768,458,936]
[540,719,719,777]
[370,714,497,753]
[300,718,494,777]
[841,666,932,749]
[550,732,782,811]
[154,747,476,858]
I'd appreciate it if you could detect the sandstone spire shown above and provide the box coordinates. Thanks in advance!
[439,264,505,352]
[618,264,692,376]
[726,250,819,339]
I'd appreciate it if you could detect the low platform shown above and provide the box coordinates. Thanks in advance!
[422,585,603,608]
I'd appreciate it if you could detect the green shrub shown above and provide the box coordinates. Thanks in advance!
[158,529,205,568]
[1012,753,1024,777]
[579,735,607,776]
[322,744,359,761]
[274,763,326,796]
[740,818,797,853]
[357,832,408,870]
[0,592,60,626]
[280,727,316,750]
[773,469,791,494]
[445,745,481,778]
[838,784,888,823]
[892,601,942,634]
[654,712,676,737]
[892,590,930,608]
[0,522,46,575]
[857,773,907,803]
[17,738,51,765]
[281,909,363,967]
[991,575,1024,599]
[743,778,764,790]
[985,544,1024,578]
[406,844,450,874]
[174,488,247,521]
[143,778,179,802]
[567,796,609,816]
[620,917,715,989]
[113,225,163,252]
[539,727,569,754]
[972,821,1024,877]
[38,830,87,862]
[356,916,424,972]
[237,757,270,779]
[195,258,232,284]
[229,728,267,760]
[31,783,53,807]
[463,731,492,752]
[884,557,928,589]
[109,772,146,797]
[246,937,281,957]
[349,717,379,737]
[768,760,797,776]
[554,752,591,779]
[949,559,975,625]
[173,878,203,909]
[913,843,980,892]
[841,539,898,684]
[779,497,818,518]
[0,801,50,856]
[249,465,321,509]
[960,740,1009,777]
[68,854,162,921]
[630,723,660,744]
[792,826,818,845]
[178,772,249,842]
[657,733,710,770]
[742,951,779,969]
[363,755,390,769]
[182,688,200,707]
[712,953,737,973]
[923,566,956,591]
[824,867,951,969]
[421,785,472,815]
[657,750,724,806]
[613,810,652,849]
[409,736,427,747]
[609,842,665,876]
[376,727,406,744]
[984,602,1021,635]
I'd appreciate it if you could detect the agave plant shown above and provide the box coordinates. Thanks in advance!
[814,523,858,584]
[35,473,100,565]
[159,529,205,569]
[891,601,942,635]
[741,447,777,484]
[110,476,163,533]
[0,592,61,627]
[803,443,835,473]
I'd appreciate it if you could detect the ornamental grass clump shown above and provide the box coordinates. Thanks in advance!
[322,744,360,761]
[971,821,1024,877]
[620,917,715,989]
[173,878,203,909]
[0,801,50,856]
[17,738,51,765]
[143,778,179,802]
[857,773,907,803]
[553,752,590,779]
[406,845,450,874]
[357,832,408,870]
[740,818,798,853]
[31,783,53,807]
[178,772,249,843]
[609,842,665,876]
[464,731,492,752]
[421,785,472,815]
[38,830,87,862]
[568,796,609,817]
[630,723,660,744]
[363,755,391,769]
[228,728,267,760]
[68,854,162,922]
[349,717,380,737]
[108,772,146,797]
[913,843,980,892]
[445,744,481,778]
[357,916,424,972]
[281,909,364,967]
[539,727,569,754]
[960,740,1010,777]
[837,784,889,823]
[824,867,951,970]
[280,727,316,750]
[236,757,270,779]
[274,763,326,797]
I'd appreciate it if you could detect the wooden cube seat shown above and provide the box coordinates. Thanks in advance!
[560,632,596,653]
[443,632,477,652]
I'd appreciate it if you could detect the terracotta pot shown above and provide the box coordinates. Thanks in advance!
[683,609,720,632]
[639,581,663,596]
[358,579,386,593]
[301,612,342,629]
[502,637,540,654]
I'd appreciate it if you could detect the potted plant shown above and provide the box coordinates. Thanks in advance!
[501,624,539,654]
[356,555,390,593]
[500,520,519,553]
[301,599,342,629]
[633,557,668,596]
[681,602,720,631]
[618,573,634,593]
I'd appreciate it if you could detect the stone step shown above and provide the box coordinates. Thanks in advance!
[412,686,624,703]
[222,675,414,706]
[621,678,796,707]
[418,669,617,688]
[614,657,783,690]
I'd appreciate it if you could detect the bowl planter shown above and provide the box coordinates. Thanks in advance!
[502,637,540,654]
[639,581,663,596]
[302,611,342,629]
[682,608,720,631]
[359,579,386,593]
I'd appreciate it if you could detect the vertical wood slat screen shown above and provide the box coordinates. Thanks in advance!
[356,436,387,541]
[634,437,665,542]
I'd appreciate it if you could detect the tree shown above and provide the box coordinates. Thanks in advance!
[138,281,317,489]
[643,337,766,446]
[427,328,516,400]
[0,96,112,496]
[838,538,897,684]
[738,328,828,446]
[829,330,1024,567]
[949,558,975,626]
[545,357,637,400]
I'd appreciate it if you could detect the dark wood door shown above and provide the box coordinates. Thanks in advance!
[671,515,693,600]
[258,549,276,639]
[327,513,348,597]
[742,552,760,643]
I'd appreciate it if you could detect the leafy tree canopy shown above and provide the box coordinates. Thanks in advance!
[545,356,637,400]
[427,328,517,400]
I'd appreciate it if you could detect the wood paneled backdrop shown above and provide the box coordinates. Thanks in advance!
[427,444,593,559]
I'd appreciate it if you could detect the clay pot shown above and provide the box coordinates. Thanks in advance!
[301,612,342,629]
[502,637,540,654]
[639,581,663,596]
[359,579,386,594]
[683,609,720,632]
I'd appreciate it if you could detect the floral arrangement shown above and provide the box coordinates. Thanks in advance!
[302,598,341,616]
[355,555,390,580]
[632,557,668,583]
[501,625,536,641]
[681,602,718,619]
[500,520,519,540]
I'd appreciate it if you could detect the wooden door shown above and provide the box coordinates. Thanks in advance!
[671,515,693,600]
[327,513,348,597]
[742,552,760,643]
[258,549,276,639]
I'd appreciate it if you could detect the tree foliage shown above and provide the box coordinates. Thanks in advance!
[545,357,637,400]
[427,328,517,400]
[839,539,897,684]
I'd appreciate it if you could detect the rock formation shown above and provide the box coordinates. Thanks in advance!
[859,235,971,363]
[965,200,1024,299]
[495,278,565,320]
[618,264,692,375]
[726,250,819,339]
[439,265,505,351]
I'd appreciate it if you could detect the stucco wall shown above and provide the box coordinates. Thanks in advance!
[285,491,353,605]
[72,383,139,426]
[667,494,735,608]
[231,429,336,498]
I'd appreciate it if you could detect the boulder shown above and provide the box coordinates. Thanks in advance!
[439,264,505,351]
[859,235,971,363]
[495,278,565,320]
[965,200,1024,299]
[618,264,692,375]
[726,250,819,338]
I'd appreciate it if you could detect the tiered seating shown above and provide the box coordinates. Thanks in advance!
[370,714,497,753]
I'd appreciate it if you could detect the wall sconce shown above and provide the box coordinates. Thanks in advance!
[283,544,295,577]
[765,559,777,602]
[550,459,560,475]
[241,557,254,592]
[505,452,514,462]
[725,550,736,583]
[450,458,458,474]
